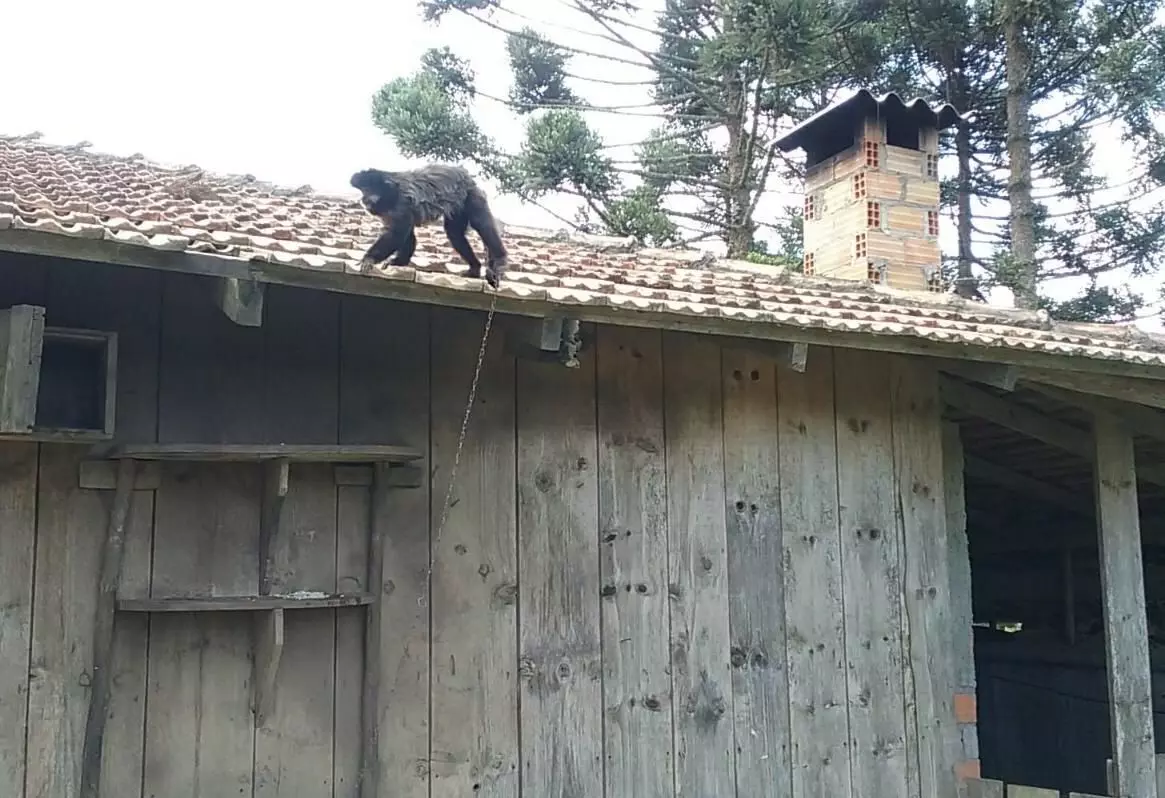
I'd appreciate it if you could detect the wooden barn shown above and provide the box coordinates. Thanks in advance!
[1,93,1164,798]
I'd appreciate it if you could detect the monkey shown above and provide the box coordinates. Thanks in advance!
[350,165,508,288]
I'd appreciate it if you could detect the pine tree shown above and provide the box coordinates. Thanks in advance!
[880,0,1165,320]
[370,0,890,259]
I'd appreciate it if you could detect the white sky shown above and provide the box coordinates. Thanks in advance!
[3,0,1160,329]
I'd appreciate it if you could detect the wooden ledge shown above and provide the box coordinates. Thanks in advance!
[117,593,374,612]
[97,443,423,463]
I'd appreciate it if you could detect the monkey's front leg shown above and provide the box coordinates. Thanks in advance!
[358,215,414,271]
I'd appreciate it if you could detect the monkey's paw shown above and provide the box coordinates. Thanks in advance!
[356,257,377,273]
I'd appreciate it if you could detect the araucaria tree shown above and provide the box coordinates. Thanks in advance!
[880,0,1165,319]
[371,0,891,260]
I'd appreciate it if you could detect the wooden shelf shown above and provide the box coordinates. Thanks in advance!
[117,593,374,612]
[98,443,423,463]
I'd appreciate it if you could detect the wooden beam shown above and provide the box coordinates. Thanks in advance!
[935,358,1019,391]
[252,608,285,726]
[963,455,1092,516]
[940,376,1165,487]
[1025,382,1165,444]
[538,317,564,350]
[6,227,1164,383]
[1023,368,1165,410]
[79,458,137,798]
[943,423,975,694]
[0,304,45,434]
[217,276,265,327]
[360,461,391,798]
[1093,412,1156,798]
[258,458,289,596]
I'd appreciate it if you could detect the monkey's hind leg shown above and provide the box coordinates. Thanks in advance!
[443,212,485,279]
[465,190,507,288]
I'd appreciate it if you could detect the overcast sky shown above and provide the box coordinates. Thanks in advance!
[4,0,1160,326]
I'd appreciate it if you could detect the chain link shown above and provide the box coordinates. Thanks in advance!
[420,291,498,605]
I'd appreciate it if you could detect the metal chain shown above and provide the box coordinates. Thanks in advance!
[420,291,498,605]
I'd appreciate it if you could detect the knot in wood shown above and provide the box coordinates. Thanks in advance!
[730,647,746,668]
[600,584,617,598]
[492,583,518,605]
[643,695,662,711]
[534,471,554,493]
[556,661,573,681]
[700,555,713,572]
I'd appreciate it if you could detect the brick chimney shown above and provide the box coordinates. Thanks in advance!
[774,89,967,292]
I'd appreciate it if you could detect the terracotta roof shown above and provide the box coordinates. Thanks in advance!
[2,132,1165,377]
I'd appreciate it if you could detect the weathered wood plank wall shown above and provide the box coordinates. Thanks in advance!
[0,254,961,798]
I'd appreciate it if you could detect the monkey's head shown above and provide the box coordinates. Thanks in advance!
[350,169,400,217]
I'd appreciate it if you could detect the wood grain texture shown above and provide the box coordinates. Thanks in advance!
[253,284,340,798]
[595,325,672,798]
[430,308,519,798]
[339,295,431,798]
[1092,412,1157,798]
[45,261,162,798]
[144,271,264,798]
[942,422,975,692]
[663,331,735,797]
[516,325,603,798]
[721,347,792,797]
[890,357,958,798]
[833,348,910,797]
[0,442,37,798]
[24,446,115,798]
[777,348,852,797]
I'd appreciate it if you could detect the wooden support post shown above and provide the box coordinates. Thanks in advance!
[252,608,285,726]
[359,461,391,798]
[79,457,137,798]
[258,458,289,596]
[1093,412,1156,798]
[217,276,265,327]
[0,303,46,433]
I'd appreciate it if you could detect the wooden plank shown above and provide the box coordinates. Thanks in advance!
[104,442,422,462]
[47,260,162,798]
[257,458,290,596]
[118,594,373,612]
[429,307,519,797]
[339,294,431,798]
[595,324,671,798]
[361,463,390,798]
[333,463,424,488]
[777,347,852,797]
[23,446,117,798]
[0,442,37,798]
[962,777,1004,797]
[833,348,911,796]
[79,458,137,798]
[335,463,371,798]
[942,423,975,692]
[253,284,341,798]
[663,331,735,796]
[11,226,1165,383]
[516,322,603,797]
[252,609,285,727]
[1007,786,1058,798]
[891,358,958,798]
[78,459,161,490]
[144,270,264,798]
[0,304,45,433]
[1159,752,1165,798]
[721,346,793,796]
[1093,412,1157,798]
